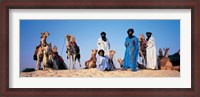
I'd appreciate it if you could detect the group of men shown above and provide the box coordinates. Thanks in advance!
[96,28,157,72]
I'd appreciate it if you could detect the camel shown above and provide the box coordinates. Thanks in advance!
[116,58,124,68]
[85,49,98,69]
[35,43,54,70]
[42,44,51,70]
[35,45,43,70]
[117,48,180,71]
[158,48,180,71]
[66,34,81,69]
[168,49,180,67]
[40,32,49,47]
[35,32,50,70]
[138,34,147,67]
[116,58,146,69]
[34,31,59,70]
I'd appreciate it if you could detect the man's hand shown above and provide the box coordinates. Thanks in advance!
[126,42,129,47]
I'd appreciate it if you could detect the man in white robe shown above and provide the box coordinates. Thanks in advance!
[146,32,158,69]
[97,32,110,56]
[96,50,112,71]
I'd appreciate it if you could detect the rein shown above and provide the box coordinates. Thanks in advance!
[61,37,65,56]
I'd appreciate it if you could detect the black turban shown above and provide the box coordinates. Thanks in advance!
[127,28,134,33]
[100,32,106,36]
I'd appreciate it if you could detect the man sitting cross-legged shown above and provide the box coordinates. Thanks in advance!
[51,46,67,69]
[96,49,113,71]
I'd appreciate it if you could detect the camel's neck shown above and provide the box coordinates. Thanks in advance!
[71,41,76,45]
[92,54,96,58]
[67,40,71,47]
[41,37,47,43]
[43,52,48,57]
[37,47,43,55]
[118,60,123,66]
[43,53,47,63]
[42,35,47,39]
[141,39,146,43]
[110,55,113,59]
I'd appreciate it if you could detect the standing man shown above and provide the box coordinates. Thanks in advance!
[97,32,110,56]
[123,28,139,72]
[146,32,158,69]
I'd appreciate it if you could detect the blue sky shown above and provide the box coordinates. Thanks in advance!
[20,20,180,71]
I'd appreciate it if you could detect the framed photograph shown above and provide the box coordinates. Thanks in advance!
[1,0,199,97]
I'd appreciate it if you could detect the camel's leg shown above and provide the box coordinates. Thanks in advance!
[72,54,76,69]
[36,62,40,70]
[42,54,47,70]
[41,40,44,47]
[78,58,81,68]
[163,48,170,57]
[42,62,45,70]
[140,51,146,67]
[110,59,116,69]
[92,62,96,68]
[36,54,41,70]
[67,51,71,69]
[36,59,39,70]
[85,61,88,69]
[142,55,146,67]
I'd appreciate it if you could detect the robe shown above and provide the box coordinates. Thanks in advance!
[97,38,110,56]
[96,55,112,71]
[146,37,158,69]
[123,36,139,71]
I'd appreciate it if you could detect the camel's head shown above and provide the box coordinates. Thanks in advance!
[109,50,116,56]
[92,49,98,55]
[140,34,145,40]
[41,32,49,38]
[116,58,120,62]
[66,34,71,41]
[44,32,49,36]
[116,58,124,66]
[116,58,122,63]
[70,36,75,43]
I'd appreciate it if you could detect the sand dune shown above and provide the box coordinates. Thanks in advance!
[20,68,180,77]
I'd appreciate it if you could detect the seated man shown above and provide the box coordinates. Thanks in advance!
[96,49,112,71]
[52,46,67,69]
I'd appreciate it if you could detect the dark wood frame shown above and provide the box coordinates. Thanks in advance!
[0,0,199,97]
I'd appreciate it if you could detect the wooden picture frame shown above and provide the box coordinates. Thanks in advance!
[0,0,199,97]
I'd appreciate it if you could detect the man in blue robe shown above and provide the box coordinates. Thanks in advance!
[96,49,112,71]
[123,28,139,72]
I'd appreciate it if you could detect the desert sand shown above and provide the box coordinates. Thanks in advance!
[20,68,180,77]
